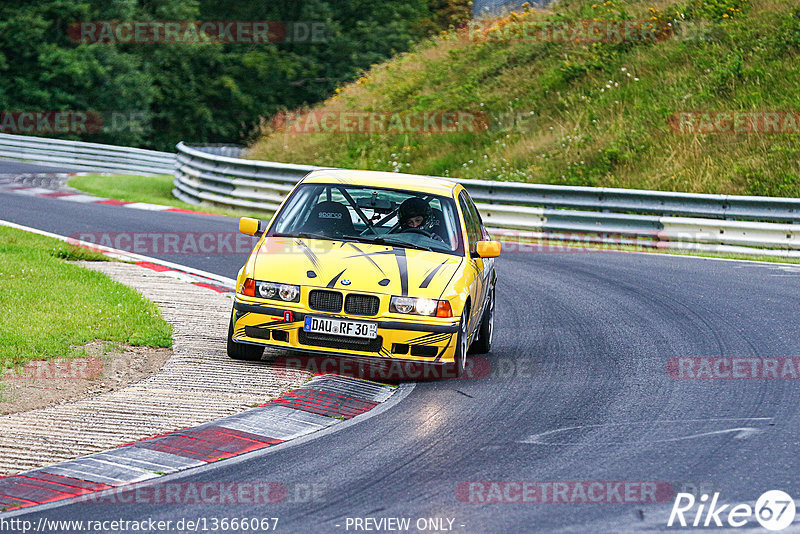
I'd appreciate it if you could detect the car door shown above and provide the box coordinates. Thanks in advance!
[458,191,485,336]
[465,191,493,324]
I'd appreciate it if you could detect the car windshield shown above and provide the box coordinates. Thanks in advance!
[267,184,464,255]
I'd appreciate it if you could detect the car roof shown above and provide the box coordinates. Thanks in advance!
[301,169,460,196]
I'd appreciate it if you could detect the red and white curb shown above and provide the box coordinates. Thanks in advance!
[0,202,411,514]
[0,177,221,217]
[0,219,236,295]
[0,375,399,511]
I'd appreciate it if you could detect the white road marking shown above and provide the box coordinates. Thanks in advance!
[123,202,171,211]
[521,418,771,445]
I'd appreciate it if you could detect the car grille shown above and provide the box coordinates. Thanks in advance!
[344,294,380,316]
[298,329,383,352]
[309,290,343,312]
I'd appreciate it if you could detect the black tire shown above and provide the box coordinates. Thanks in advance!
[469,287,495,355]
[227,312,264,361]
[446,309,469,378]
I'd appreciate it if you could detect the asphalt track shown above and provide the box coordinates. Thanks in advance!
[0,161,79,175]
[0,161,252,277]
[3,160,800,532]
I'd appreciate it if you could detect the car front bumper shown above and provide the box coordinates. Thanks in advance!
[231,299,460,364]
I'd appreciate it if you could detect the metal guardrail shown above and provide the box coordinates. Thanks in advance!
[174,142,800,257]
[9,134,793,257]
[0,133,175,175]
[473,0,551,18]
[173,142,315,211]
[190,145,245,159]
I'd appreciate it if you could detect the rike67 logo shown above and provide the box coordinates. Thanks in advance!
[668,490,796,531]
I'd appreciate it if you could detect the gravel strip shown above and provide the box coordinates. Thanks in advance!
[0,262,311,476]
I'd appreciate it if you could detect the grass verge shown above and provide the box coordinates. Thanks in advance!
[248,0,800,198]
[68,174,272,219]
[0,225,173,371]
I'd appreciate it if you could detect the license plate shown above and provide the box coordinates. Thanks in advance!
[303,316,378,339]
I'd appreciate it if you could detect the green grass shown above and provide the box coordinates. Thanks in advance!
[51,243,112,262]
[68,174,272,219]
[0,226,173,370]
[249,0,800,198]
[659,248,800,264]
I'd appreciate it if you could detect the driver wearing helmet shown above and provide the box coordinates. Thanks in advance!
[397,197,443,241]
[399,197,431,230]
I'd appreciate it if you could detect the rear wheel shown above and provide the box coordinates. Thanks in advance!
[227,312,264,361]
[470,287,494,355]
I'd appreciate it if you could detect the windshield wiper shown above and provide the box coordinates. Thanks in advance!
[351,235,438,253]
[271,232,333,241]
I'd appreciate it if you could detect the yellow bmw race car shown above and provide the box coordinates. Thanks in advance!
[229,169,500,377]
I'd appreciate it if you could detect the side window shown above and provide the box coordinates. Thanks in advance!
[464,192,489,241]
[459,192,480,255]
[273,185,323,234]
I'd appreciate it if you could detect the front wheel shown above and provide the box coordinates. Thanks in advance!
[227,312,264,361]
[469,287,494,355]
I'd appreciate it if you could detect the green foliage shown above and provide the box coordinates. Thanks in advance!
[249,0,800,198]
[769,8,800,53]
[0,0,471,151]
[682,0,748,20]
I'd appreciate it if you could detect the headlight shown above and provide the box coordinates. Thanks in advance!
[257,282,277,299]
[390,296,452,317]
[278,284,299,302]
[391,296,416,314]
[254,281,300,302]
[415,298,438,316]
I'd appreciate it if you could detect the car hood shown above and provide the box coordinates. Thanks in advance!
[252,237,463,298]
